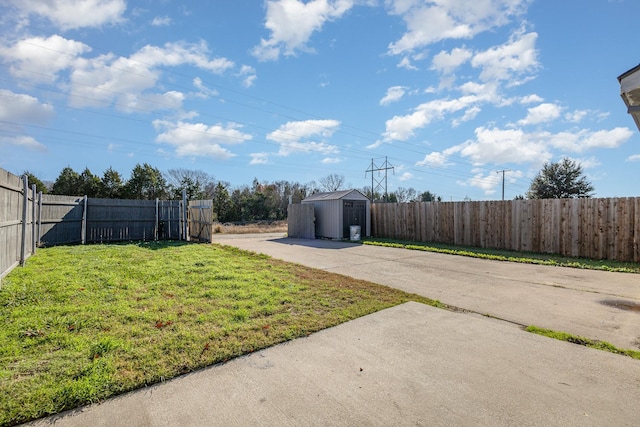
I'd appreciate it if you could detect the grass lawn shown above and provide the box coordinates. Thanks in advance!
[0,241,439,426]
[363,238,640,273]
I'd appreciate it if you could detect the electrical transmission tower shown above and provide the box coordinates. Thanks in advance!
[365,157,394,202]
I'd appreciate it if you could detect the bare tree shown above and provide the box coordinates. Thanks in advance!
[394,187,417,202]
[165,168,216,199]
[318,173,345,192]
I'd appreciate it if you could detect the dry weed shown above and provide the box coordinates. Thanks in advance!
[213,220,287,234]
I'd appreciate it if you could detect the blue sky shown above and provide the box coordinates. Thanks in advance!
[1,0,639,200]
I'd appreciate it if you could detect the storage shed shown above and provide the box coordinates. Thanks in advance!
[301,189,370,240]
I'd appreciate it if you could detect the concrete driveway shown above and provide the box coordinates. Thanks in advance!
[212,233,640,351]
[26,234,640,426]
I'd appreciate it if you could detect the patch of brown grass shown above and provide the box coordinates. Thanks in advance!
[213,220,287,234]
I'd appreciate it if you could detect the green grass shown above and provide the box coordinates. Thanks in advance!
[0,241,440,426]
[363,238,640,273]
[525,326,640,360]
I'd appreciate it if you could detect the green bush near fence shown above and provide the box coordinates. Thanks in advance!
[0,242,440,426]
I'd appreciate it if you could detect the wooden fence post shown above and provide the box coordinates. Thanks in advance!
[31,184,36,254]
[37,192,42,248]
[81,196,87,245]
[20,175,28,266]
[155,198,159,241]
[182,189,188,241]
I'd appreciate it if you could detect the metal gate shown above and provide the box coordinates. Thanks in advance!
[188,200,213,242]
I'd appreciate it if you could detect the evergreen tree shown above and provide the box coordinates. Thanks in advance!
[123,163,168,200]
[419,191,441,202]
[23,171,49,194]
[100,167,124,199]
[51,167,81,195]
[78,167,101,197]
[212,182,232,222]
[527,158,594,199]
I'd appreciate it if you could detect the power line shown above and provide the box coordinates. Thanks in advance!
[0,32,537,198]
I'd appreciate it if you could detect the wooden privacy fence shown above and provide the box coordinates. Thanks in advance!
[188,200,214,242]
[371,198,640,263]
[38,197,186,246]
[0,167,192,283]
[1,171,36,281]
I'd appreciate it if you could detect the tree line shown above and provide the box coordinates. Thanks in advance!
[24,157,592,222]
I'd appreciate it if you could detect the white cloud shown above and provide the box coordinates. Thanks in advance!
[466,171,499,195]
[519,94,543,104]
[250,153,270,165]
[397,56,418,70]
[380,86,407,105]
[68,41,234,110]
[458,81,498,98]
[547,127,633,152]
[267,119,340,143]
[238,65,257,88]
[459,127,552,165]
[267,119,341,156]
[416,151,452,168]
[0,90,55,123]
[450,125,633,170]
[131,41,234,73]
[120,91,185,113]
[569,156,600,169]
[452,106,481,127]
[193,77,219,98]
[386,0,529,55]
[252,0,354,61]
[398,172,413,181]
[151,16,172,26]
[8,0,126,30]
[518,103,562,125]
[471,31,539,84]
[0,35,91,83]
[242,74,257,88]
[321,157,342,164]
[0,90,53,151]
[431,47,473,74]
[153,120,252,160]
[626,154,640,162]
[564,109,589,123]
[277,140,339,157]
[0,135,47,151]
[378,94,489,143]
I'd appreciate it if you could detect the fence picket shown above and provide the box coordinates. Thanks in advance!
[370,197,640,263]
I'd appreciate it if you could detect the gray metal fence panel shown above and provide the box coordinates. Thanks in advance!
[39,195,84,246]
[0,170,24,280]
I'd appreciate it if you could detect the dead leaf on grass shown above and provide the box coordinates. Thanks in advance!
[155,320,173,329]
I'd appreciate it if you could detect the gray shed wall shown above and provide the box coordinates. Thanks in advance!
[312,199,342,239]
[302,191,371,239]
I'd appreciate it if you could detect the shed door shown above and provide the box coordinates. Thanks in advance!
[343,201,366,238]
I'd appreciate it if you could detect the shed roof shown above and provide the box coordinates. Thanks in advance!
[302,189,368,202]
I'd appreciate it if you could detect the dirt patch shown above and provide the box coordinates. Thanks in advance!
[600,299,640,313]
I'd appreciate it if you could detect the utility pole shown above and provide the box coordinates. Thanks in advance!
[496,169,510,201]
[365,157,394,202]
